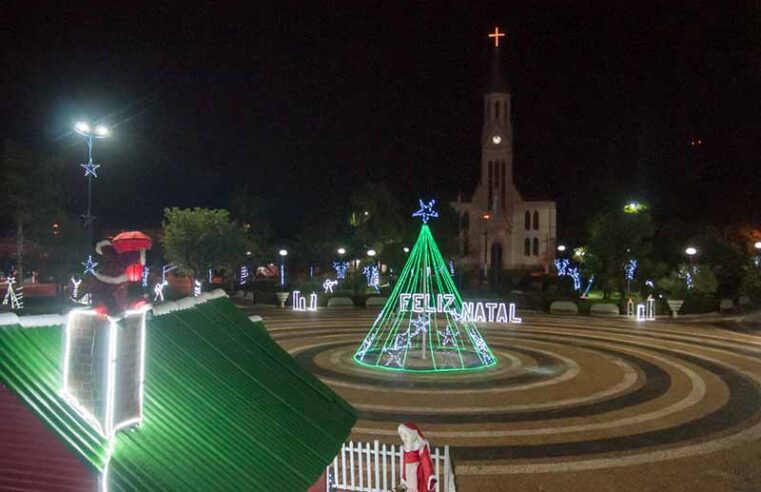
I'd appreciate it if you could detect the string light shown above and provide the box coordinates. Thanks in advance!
[624,259,637,281]
[240,265,250,285]
[193,280,202,297]
[323,279,338,293]
[141,266,150,288]
[363,265,380,293]
[353,205,497,373]
[2,276,23,310]
[333,261,349,280]
[153,280,168,301]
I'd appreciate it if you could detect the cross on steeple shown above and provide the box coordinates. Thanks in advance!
[488,27,506,47]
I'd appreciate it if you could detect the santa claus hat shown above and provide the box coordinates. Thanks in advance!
[399,422,429,446]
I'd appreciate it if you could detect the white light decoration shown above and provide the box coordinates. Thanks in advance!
[627,298,634,319]
[408,314,431,359]
[193,280,202,297]
[141,266,150,288]
[153,280,168,301]
[363,265,380,293]
[636,304,646,321]
[292,290,317,311]
[624,259,637,281]
[240,265,250,285]
[82,255,99,276]
[323,279,338,293]
[62,306,149,440]
[397,294,521,324]
[646,295,656,320]
[582,274,595,297]
[70,276,82,300]
[2,276,23,310]
[448,260,455,276]
[367,249,377,257]
[554,258,570,276]
[337,247,346,255]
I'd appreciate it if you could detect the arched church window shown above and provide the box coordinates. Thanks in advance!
[464,236,469,256]
[504,101,507,120]
[495,101,500,120]
[532,237,539,256]
[533,211,539,230]
[488,161,493,207]
[524,238,531,256]
[500,161,506,210]
[461,212,469,230]
[524,211,531,230]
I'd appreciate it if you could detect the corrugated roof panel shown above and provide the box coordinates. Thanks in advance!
[106,297,356,491]
[0,325,109,473]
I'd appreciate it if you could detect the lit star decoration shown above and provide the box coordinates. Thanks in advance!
[409,314,430,339]
[81,162,100,178]
[82,255,98,276]
[437,327,459,347]
[412,199,439,224]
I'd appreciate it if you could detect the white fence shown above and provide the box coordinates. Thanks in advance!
[327,440,456,492]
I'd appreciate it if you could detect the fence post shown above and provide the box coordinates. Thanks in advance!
[433,447,440,492]
[373,440,380,490]
[391,444,396,488]
[358,441,364,490]
[382,442,388,491]
[444,446,450,492]
[349,441,355,489]
[342,443,347,489]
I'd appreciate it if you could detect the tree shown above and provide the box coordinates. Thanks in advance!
[0,140,66,283]
[585,205,655,298]
[229,188,272,258]
[348,182,406,252]
[162,208,246,286]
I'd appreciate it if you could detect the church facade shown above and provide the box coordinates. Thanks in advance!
[452,29,557,274]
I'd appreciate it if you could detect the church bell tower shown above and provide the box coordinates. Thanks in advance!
[481,27,515,216]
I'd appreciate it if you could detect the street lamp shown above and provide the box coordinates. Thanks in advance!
[403,247,410,254]
[754,241,761,251]
[278,249,288,287]
[481,212,492,282]
[367,249,376,257]
[74,121,109,245]
[337,247,346,256]
[557,244,566,253]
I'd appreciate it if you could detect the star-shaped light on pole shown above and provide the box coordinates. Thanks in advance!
[82,255,99,276]
[81,162,100,178]
[412,199,439,224]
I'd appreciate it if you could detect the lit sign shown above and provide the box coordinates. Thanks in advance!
[398,293,521,324]
[292,291,317,311]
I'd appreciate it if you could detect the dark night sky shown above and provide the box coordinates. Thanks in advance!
[3,2,760,240]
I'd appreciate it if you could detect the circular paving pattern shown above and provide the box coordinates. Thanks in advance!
[251,307,761,487]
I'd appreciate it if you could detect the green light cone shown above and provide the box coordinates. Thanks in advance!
[353,224,497,372]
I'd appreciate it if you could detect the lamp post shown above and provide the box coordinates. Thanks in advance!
[481,212,491,283]
[685,246,697,267]
[278,249,288,287]
[74,121,109,246]
[753,241,761,269]
[557,244,566,254]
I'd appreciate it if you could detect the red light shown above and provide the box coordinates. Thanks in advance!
[125,264,144,282]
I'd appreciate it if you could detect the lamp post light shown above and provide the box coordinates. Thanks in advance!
[337,247,346,256]
[278,249,288,287]
[754,241,761,252]
[367,249,376,257]
[481,212,492,283]
[684,246,698,290]
[403,247,410,254]
[685,246,697,265]
[74,121,109,246]
[557,244,566,254]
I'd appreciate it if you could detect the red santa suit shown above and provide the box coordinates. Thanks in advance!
[399,422,437,492]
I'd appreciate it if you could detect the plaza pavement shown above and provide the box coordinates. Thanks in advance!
[240,301,761,492]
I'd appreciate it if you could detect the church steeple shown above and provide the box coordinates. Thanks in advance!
[481,27,513,214]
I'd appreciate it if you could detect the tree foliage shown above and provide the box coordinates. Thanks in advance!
[162,208,246,281]
[584,206,655,297]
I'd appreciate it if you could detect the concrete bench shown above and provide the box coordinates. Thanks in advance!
[365,296,388,308]
[327,296,355,309]
[719,298,735,312]
[590,303,620,317]
[550,301,578,315]
[738,295,751,306]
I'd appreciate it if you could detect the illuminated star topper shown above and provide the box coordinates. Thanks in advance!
[412,199,439,224]
[81,162,100,178]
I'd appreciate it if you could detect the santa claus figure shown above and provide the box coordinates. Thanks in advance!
[90,231,151,314]
[398,422,437,492]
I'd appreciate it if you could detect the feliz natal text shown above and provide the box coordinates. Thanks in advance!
[398,293,522,324]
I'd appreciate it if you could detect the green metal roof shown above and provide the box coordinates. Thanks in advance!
[0,324,110,471]
[0,298,357,491]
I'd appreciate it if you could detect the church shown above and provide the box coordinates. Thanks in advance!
[452,28,557,275]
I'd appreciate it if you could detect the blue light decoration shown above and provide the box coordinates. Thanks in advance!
[82,255,98,276]
[645,279,655,288]
[568,266,582,291]
[240,265,250,285]
[554,258,570,276]
[363,265,380,293]
[582,274,595,298]
[279,263,285,287]
[81,162,100,178]
[333,261,349,280]
[141,266,150,288]
[448,259,455,276]
[624,259,637,281]
[412,198,439,224]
